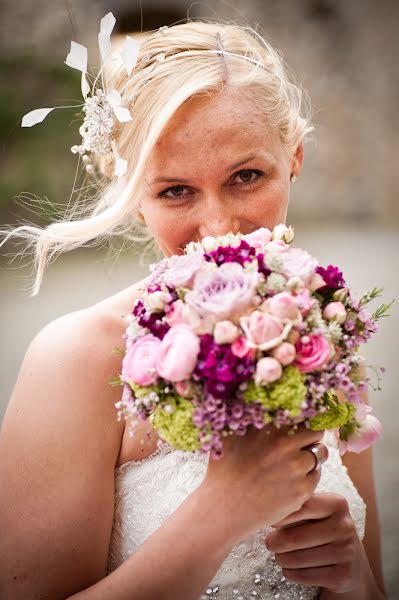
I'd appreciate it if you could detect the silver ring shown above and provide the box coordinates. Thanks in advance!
[304,442,329,472]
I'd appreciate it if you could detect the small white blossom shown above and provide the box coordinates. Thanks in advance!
[265,273,287,293]
[328,321,343,344]
[272,224,295,244]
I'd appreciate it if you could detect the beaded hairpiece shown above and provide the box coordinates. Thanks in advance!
[21,12,270,179]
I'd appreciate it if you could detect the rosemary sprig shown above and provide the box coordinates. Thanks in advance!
[371,300,395,321]
[359,287,383,306]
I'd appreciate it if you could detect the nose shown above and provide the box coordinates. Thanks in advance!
[198,199,241,239]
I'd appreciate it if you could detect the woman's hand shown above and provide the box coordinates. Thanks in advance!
[203,424,325,540]
[264,492,365,594]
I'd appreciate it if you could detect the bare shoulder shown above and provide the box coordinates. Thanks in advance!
[0,277,153,598]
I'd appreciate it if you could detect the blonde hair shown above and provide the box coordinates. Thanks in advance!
[1,20,314,296]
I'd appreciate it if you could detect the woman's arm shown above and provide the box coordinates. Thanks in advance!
[70,479,238,600]
[0,309,240,600]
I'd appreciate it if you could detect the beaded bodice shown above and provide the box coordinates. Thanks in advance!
[107,430,366,599]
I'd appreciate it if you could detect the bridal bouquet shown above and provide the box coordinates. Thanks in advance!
[112,225,391,459]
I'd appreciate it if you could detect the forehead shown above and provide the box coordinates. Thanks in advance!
[147,88,283,174]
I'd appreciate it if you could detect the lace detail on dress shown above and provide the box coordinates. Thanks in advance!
[107,430,366,600]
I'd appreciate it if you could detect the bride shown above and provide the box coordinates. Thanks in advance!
[0,19,387,600]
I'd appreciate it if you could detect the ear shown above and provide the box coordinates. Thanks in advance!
[291,142,304,178]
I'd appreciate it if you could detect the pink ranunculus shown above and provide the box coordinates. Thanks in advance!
[163,249,204,288]
[122,334,162,386]
[268,292,299,320]
[323,301,347,324]
[242,227,272,249]
[293,334,333,373]
[338,405,382,455]
[156,324,200,382]
[255,357,283,385]
[231,335,254,358]
[185,262,259,322]
[294,288,316,316]
[241,310,283,345]
[271,342,296,366]
[213,320,240,344]
[278,248,319,286]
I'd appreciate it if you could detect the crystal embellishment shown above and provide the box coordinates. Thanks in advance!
[78,89,115,156]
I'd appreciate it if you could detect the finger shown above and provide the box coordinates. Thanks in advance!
[281,424,326,448]
[271,492,347,528]
[265,515,338,553]
[275,541,345,569]
[281,564,351,591]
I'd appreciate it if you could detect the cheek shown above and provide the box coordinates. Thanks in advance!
[142,203,196,255]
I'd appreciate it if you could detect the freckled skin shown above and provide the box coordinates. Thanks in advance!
[139,87,304,257]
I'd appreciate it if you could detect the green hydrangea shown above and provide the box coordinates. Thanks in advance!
[129,381,163,399]
[310,400,355,430]
[150,395,202,451]
[242,365,307,418]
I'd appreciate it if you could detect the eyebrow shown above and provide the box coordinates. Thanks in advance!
[149,153,272,185]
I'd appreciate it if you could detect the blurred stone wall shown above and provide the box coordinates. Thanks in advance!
[1,0,398,226]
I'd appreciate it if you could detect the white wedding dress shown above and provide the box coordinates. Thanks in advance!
[107,429,366,600]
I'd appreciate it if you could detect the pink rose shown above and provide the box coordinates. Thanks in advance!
[240,311,291,351]
[214,320,240,344]
[231,336,255,358]
[278,248,319,286]
[163,249,204,288]
[242,227,272,249]
[338,405,382,455]
[323,301,347,324]
[293,334,333,373]
[271,342,296,365]
[268,292,299,320]
[122,334,161,386]
[156,324,200,382]
[255,357,283,385]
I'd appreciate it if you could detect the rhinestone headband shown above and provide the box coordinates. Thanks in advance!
[21,12,271,179]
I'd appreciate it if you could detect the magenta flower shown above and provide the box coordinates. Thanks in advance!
[316,264,346,292]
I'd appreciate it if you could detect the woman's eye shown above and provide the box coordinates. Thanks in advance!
[158,169,263,200]
[234,169,262,184]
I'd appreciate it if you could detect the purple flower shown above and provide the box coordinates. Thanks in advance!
[316,265,346,292]
[185,262,259,322]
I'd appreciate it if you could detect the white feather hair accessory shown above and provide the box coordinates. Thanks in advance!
[21,12,141,178]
